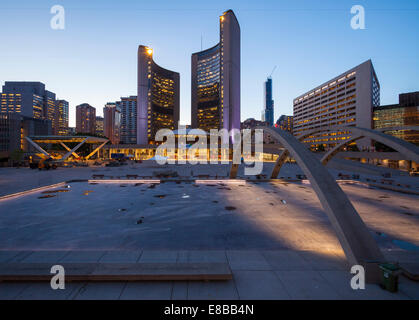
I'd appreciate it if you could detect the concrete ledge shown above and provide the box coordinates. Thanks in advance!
[88,179,161,184]
[0,182,67,201]
[0,262,232,282]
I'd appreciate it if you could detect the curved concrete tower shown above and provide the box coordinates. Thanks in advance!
[191,9,240,133]
[137,45,180,144]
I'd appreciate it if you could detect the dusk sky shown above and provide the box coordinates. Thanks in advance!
[1,0,418,127]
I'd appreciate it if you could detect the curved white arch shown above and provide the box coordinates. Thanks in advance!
[298,125,419,164]
[253,126,385,270]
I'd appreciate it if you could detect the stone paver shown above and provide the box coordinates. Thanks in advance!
[139,251,178,263]
[262,250,312,270]
[72,282,126,300]
[318,270,411,300]
[233,270,290,300]
[21,250,69,263]
[16,282,82,300]
[99,250,142,263]
[187,280,239,300]
[275,270,342,300]
[120,282,173,300]
[59,251,106,263]
[226,251,272,270]
[171,282,188,300]
[0,250,417,300]
[298,251,349,271]
[0,283,30,300]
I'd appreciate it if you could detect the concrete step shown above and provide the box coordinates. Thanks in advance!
[0,262,232,282]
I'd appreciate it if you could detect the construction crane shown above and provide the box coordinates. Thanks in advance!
[269,66,277,78]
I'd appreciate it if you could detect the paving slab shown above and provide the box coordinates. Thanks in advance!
[233,270,290,300]
[21,251,70,263]
[187,280,239,300]
[262,250,312,271]
[0,283,30,299]
[139,251,178,263]
[4,251,33,263]
[72,282,126,300]
[298,251,349,271]
[16,282,82,300]
[99,250,142,263]
[226,251,272,270]
[171,282,188,300]
[275,270,341,299]
[319,270,411,300]
[60,251,106,263]
[398,277,419,299]
[187,251,227,263]
[120,282,173,300]
[0,251,22,263]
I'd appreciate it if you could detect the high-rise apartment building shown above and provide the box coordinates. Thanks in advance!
[76,103,96,135]
[103,103,121,144]
[116,96,137,144]
[293,60,379,150]
[137,46,180,144]
[263,78,274,126]
[191,10,240,133]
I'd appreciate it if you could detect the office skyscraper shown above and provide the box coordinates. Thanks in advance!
[137,46,180,145]
[191,9,240,133]
[263,77,274,126]
[1,82,69,135]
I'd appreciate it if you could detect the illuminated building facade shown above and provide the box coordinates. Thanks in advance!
[0,113,51,155]
[103,103,121,144]
[374,91,419,145]
[137,45,180,144]
[293,60,380,150]
[1,82,68,135]
[276,115,293,133]
[1,82,53,120]
[95,116,104,136]
[191,10,240,134]
[76,103,96,135]
[263,78,274,126]
[116,96,137,144]
[55,100,69,135]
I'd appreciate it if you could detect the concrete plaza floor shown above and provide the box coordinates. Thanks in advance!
[0,163,418,299]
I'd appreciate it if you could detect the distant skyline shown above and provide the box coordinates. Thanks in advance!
[1,0,418,127]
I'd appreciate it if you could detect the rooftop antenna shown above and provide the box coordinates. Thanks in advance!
[269,66,277,78]
[200,35,203,51]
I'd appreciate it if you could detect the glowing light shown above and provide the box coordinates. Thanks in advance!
[220,15,224,22]
[88,179,160,184]
[146,48,153,55]
[195,179,245,185]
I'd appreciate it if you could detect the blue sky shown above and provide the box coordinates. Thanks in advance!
[0,0,418,127]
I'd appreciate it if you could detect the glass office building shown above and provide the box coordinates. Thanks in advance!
[373,92,419,145]
[263,78,274,126]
